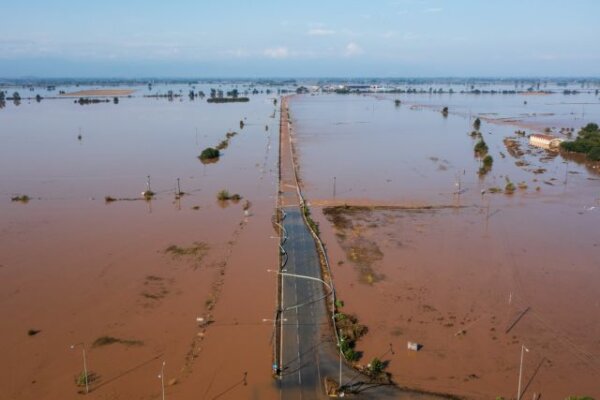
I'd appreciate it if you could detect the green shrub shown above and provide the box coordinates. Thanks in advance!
[343,348,359,361]
[199,147,220,161]
[11,195,30,203]
[217,190,231,201]
[479,154,494,175]
[505,181,516,194]
[474,139,489,156]
[483,155,493,168]
[588,147,600,161]
[368,357,385,376]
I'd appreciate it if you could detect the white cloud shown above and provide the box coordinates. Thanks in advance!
[263,46,289,59]
[307,28,335,36]
[344,42,364,57]
[424,7,443,13]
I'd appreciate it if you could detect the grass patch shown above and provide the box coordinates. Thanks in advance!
[11,195,30,203]
[217,190,242,202]
[141,291,167,300]
[92,336,143,348]
[142,190,155,200]
[74,371,99,387]
[504,137,524,158]
[215,139,229,150]
[505,179,516,195]
[322,207,352,230]
[164,242,209,260]
[301,204,320,236]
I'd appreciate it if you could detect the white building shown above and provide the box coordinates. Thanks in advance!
[529,133,564,149]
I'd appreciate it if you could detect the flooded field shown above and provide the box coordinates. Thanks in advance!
[0,84,282,400]
[2,81,599,399]
[289,90,600,399]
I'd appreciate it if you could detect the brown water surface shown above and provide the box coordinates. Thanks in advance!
[0,85,281,400]
[289,93,600,399]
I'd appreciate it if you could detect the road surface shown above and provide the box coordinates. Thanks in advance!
[275,97,454,399]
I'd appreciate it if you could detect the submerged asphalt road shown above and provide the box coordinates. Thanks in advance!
[278,207,343,399]
[277,208,450,399]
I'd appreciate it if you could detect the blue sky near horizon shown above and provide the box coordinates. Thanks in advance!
[0,0,599,78]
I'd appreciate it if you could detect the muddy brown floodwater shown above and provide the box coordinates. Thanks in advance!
[0,85,282,400]
[289,92,600,399]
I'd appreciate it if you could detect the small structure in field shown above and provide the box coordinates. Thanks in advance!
[407,341,422,351]
[529,133,563,150]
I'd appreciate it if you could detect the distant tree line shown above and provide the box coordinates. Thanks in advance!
[207,97,249,103]
[76,97,110,105]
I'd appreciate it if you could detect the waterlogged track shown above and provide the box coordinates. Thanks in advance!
[276,97,452,399]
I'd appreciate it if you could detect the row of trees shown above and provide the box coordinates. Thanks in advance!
[471,117,494,175]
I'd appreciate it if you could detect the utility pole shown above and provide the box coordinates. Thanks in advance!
[158,361,166,400]
[333,176,337,199]
[70,343,89,394]
[517,344,529,400]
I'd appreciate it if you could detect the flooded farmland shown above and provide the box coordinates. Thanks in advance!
[289,89,600,399]
[1,80,599,400]
[0,83,282,400]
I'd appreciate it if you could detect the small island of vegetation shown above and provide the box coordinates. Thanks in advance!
[199,147,220,162]
[560,123,600,161]
[474,138,489,156]
[479,155,494,175]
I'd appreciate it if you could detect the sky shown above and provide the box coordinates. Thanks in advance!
[1,0,599,78]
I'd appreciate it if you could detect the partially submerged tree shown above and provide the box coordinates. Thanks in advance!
[199,147,220,162]
[479,155,494,175]
[474,139,489,156]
